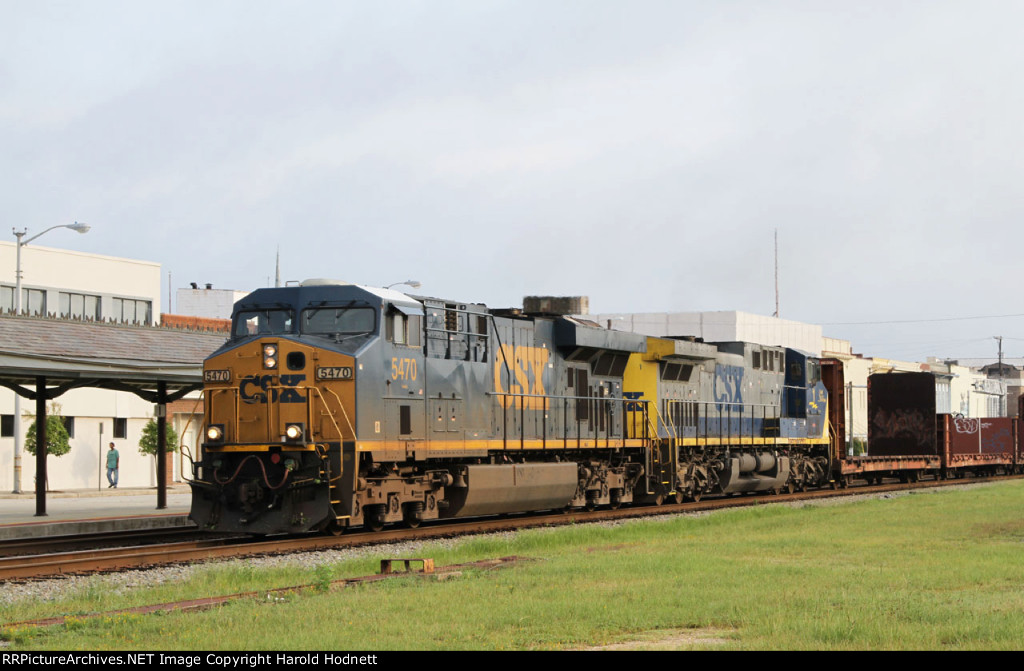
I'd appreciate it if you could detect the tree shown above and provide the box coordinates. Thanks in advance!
[138,418,179,456]
[23,403,72,458]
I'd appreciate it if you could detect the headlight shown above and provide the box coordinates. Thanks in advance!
[206,425,224,443]
[263,344,278,369]
[284,423,305,442]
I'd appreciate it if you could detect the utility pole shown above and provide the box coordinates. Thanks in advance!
[773,229,779,318]
[995,335,1004,416]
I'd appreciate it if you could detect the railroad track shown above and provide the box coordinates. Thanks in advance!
[0,528,216,559]
[1,475,1016,581]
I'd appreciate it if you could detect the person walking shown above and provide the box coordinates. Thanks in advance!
[106,442,120,488]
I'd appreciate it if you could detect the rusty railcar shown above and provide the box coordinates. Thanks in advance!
[939,415,1019,477]
[834,372,1020,485]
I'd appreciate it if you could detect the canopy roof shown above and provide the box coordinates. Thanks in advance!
[0,314,227,402]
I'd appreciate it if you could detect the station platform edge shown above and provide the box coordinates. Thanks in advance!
[0,484,194,540]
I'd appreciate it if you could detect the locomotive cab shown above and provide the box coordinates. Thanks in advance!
[189,281,401,534]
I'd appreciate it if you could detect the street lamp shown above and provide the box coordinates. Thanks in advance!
[384,280,421,290]
[10,221,91,493]
[13,222,91,315]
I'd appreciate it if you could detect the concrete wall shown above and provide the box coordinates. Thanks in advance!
[588,310,823,354]
[176,287,249,320]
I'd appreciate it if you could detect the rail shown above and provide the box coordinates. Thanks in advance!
[489,392,652,449]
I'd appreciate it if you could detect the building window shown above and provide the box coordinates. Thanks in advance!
[1,415,13,438]
[59,292,101,320]
[114,417,127,438]
[62,416,75,439]
[0,286,12,312]
[112,298,152,325]
[22,288,46,315]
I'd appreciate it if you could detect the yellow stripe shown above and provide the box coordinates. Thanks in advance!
[355,439,648,452]
[204,444,320,452]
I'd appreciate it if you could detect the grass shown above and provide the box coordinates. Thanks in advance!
[3,481,1023,650]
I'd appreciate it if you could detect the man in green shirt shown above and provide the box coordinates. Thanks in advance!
[106,442,119,488]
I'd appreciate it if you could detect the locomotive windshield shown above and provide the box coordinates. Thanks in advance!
[233,309,295,337]
[302,306,376,337]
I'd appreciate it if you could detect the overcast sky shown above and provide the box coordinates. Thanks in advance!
[3,1,1023,362]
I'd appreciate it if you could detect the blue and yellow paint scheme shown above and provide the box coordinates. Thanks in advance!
[189,281,837,534]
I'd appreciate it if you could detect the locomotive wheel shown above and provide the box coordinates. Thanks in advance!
[403,502,424,529]
[609,489,623,510]
[786,481,795,495]
[691,488,703,503]
[653,493,665,506]
[365,504,387,532]
[673,491,684,505]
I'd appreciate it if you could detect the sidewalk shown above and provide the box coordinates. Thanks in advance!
[0,484,194,539]
[0,483,191,500]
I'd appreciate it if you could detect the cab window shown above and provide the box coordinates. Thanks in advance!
[302,307,376,336]
[234,309,295,337]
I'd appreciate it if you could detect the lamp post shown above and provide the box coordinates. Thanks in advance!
[384,280,421,290]
[10,221,91,493]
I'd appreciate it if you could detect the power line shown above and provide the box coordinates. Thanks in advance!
[822,312,1024,326]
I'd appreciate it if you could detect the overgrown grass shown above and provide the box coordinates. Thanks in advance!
[4,481,1023,650]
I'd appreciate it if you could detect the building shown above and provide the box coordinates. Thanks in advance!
[0,241,218,492]
[585,310,823,355]
[0,240,160,323]
[175,284,249,320]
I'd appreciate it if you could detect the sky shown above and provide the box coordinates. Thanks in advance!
[3,0,1023,363]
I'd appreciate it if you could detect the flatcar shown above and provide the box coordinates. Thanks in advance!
[188,280,844,534]
[830,371,1023,485]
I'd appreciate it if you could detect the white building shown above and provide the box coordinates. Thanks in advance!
[588,310,823,355]
[175,285,249,320]
[0,241,160,323]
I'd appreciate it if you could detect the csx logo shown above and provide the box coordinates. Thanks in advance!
[624,391,644,412]
[240,375,306,404]
[713,364,744,410]
[494,344,548,410]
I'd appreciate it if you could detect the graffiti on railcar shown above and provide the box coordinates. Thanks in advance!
[949,416,1015,455]
[871,408,932,449]
[868,372,937,456]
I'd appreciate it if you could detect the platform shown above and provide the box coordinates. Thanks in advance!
[0,484,194,540]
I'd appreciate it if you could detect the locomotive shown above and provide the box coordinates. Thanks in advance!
[189,280,840,535]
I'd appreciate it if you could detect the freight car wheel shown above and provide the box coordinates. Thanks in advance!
[690,489,703,503]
